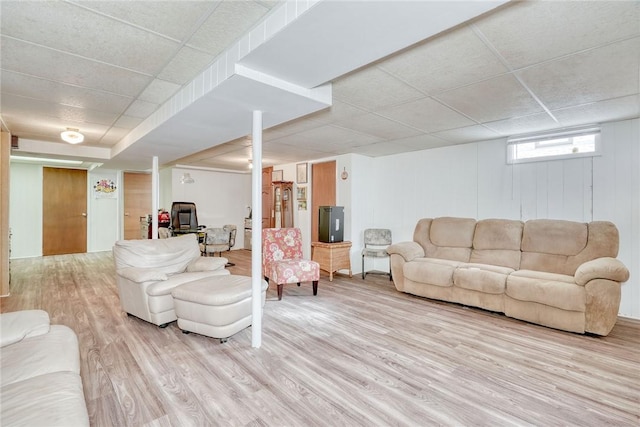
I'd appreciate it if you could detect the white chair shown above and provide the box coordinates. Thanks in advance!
[361,228,392,280]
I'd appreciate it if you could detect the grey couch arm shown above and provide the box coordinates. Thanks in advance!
[386,242,425,262]
[575,257,630,286]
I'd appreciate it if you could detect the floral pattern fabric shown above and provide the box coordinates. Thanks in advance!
[262,228,320,284]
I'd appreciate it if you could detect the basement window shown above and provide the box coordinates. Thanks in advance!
[507,126,601,164]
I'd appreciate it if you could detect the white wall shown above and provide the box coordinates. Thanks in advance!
[87,169,119,252]
[171,167,251,249]
[367,118,639,319]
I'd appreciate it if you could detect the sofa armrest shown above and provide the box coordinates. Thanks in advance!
[117,267,168,283]
[386,242,425,262]
[575,257,629,286]
[0,310,51,347]
[186,257,228,272]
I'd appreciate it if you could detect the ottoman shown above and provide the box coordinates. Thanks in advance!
[171,275,268,343]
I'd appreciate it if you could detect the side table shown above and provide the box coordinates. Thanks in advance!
[311,241,353,282]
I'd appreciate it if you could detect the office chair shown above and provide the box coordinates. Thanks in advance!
[169,202,204,236]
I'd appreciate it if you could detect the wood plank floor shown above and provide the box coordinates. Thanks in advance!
[2,250,639,426]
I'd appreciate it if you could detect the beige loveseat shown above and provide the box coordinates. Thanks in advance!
[0,310,89,426]
[113,234,229,327]
[387,217,629,335]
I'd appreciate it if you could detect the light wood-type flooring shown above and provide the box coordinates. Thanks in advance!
[2,250,639,426]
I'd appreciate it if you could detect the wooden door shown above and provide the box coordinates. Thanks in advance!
[261,166,273,230]
[43,167,87,255]
[311,161,336,242]
[123,172,151,240]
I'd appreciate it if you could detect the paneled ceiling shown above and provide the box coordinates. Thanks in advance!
[1,1,639,172]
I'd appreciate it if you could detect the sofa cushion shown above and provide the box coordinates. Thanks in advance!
[118,267,168,283]
[454,264,513,294]
[470,219,523,270]
[0,371,89,427]
[414,218,475,262]
[146,270,231,297]
[0,310,50,348]
[506,271,585,312]
[404,258,461,287]
[522,219,587,256]
[0,325,80,387]
[113,234,201,275]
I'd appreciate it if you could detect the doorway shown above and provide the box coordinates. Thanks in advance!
[42,167,87,255]
[311,161,336,242]
[123,172,151,240]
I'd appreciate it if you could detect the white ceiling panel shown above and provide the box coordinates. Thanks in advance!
[380,26,508,95]
[303,100,368,125]
[436,74,543,123]
[263,117,325,141]
[157,46,217,85]
[392,134,452,151]
[187,1,271,56]
[124,99,159,119]
[75,1,216,42]
[0,1,181,76]
[553,96,640,128]
[517,37,640,110]
[483,112,560,137]
[433,124,501,144]
[138,79,182,105]
[100,127,131,146]
[1,36,152,97]
[376,97,475,133]
[475,1,640,69]
[0,70,132,114]
[333,66,424,111]
[333,113,422,141]
[113,115,143,130]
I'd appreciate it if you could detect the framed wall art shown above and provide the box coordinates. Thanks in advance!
[296,163,308,184]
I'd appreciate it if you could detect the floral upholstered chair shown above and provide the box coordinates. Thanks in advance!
[262,228,320,300]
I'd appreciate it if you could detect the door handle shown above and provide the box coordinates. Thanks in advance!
[82,213,87,217]
[125,212,130,216]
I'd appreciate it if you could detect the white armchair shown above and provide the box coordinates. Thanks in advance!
[113,234,229,327]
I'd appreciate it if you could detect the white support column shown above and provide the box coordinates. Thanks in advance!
[251,110,263,348]
[151,156,159,239]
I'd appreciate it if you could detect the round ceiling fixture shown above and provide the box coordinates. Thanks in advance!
[61,128,84,144]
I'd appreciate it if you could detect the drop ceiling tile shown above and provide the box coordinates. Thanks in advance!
[272,125,381,152]
[0,70,132,114]
[138,79,182,105]
[475,1,640,69]
[187,1,271,57]
[1,1,181,75]
[350,140,413,157]
[380,26,509,95]
[553,95,640,128]
[262,141,328,160]
[436,74,543,123]
[113,115,143,129]
[305,100,368,125]
[334,113,422,140]
[1,93,119,126]
[483,112,560,137]
[157,46,216,85]
[333,66,424,110]
[99,127,130,146]
[1,37,152,97]
[263,116,324,141]
[77,1,216,42]
[376,97,475,133]
[125,99,159,119]
[391,134,452,151]
[433,125,501,144]
[517,37,640,110]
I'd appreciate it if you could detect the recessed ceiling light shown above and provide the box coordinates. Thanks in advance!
[61,128,84,144]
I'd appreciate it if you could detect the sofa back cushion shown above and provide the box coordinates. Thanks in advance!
[414,217,476,262]
[470,219,523,270]
[520,220,619,275]
[113,234,200,275]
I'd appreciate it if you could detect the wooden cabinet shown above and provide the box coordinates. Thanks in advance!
[271,181,294,228]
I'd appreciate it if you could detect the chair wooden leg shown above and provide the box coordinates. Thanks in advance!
[312,280,318,296]
[277,284,283,300]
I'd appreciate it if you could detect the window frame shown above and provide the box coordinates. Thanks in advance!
[506,126,601,165]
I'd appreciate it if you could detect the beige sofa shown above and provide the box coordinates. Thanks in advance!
[0,310,90,426]
[387,217,630,335]
[113,234,229,327]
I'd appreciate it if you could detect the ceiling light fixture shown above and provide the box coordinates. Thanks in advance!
[61,128,84,144]
[180,172,195,184]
